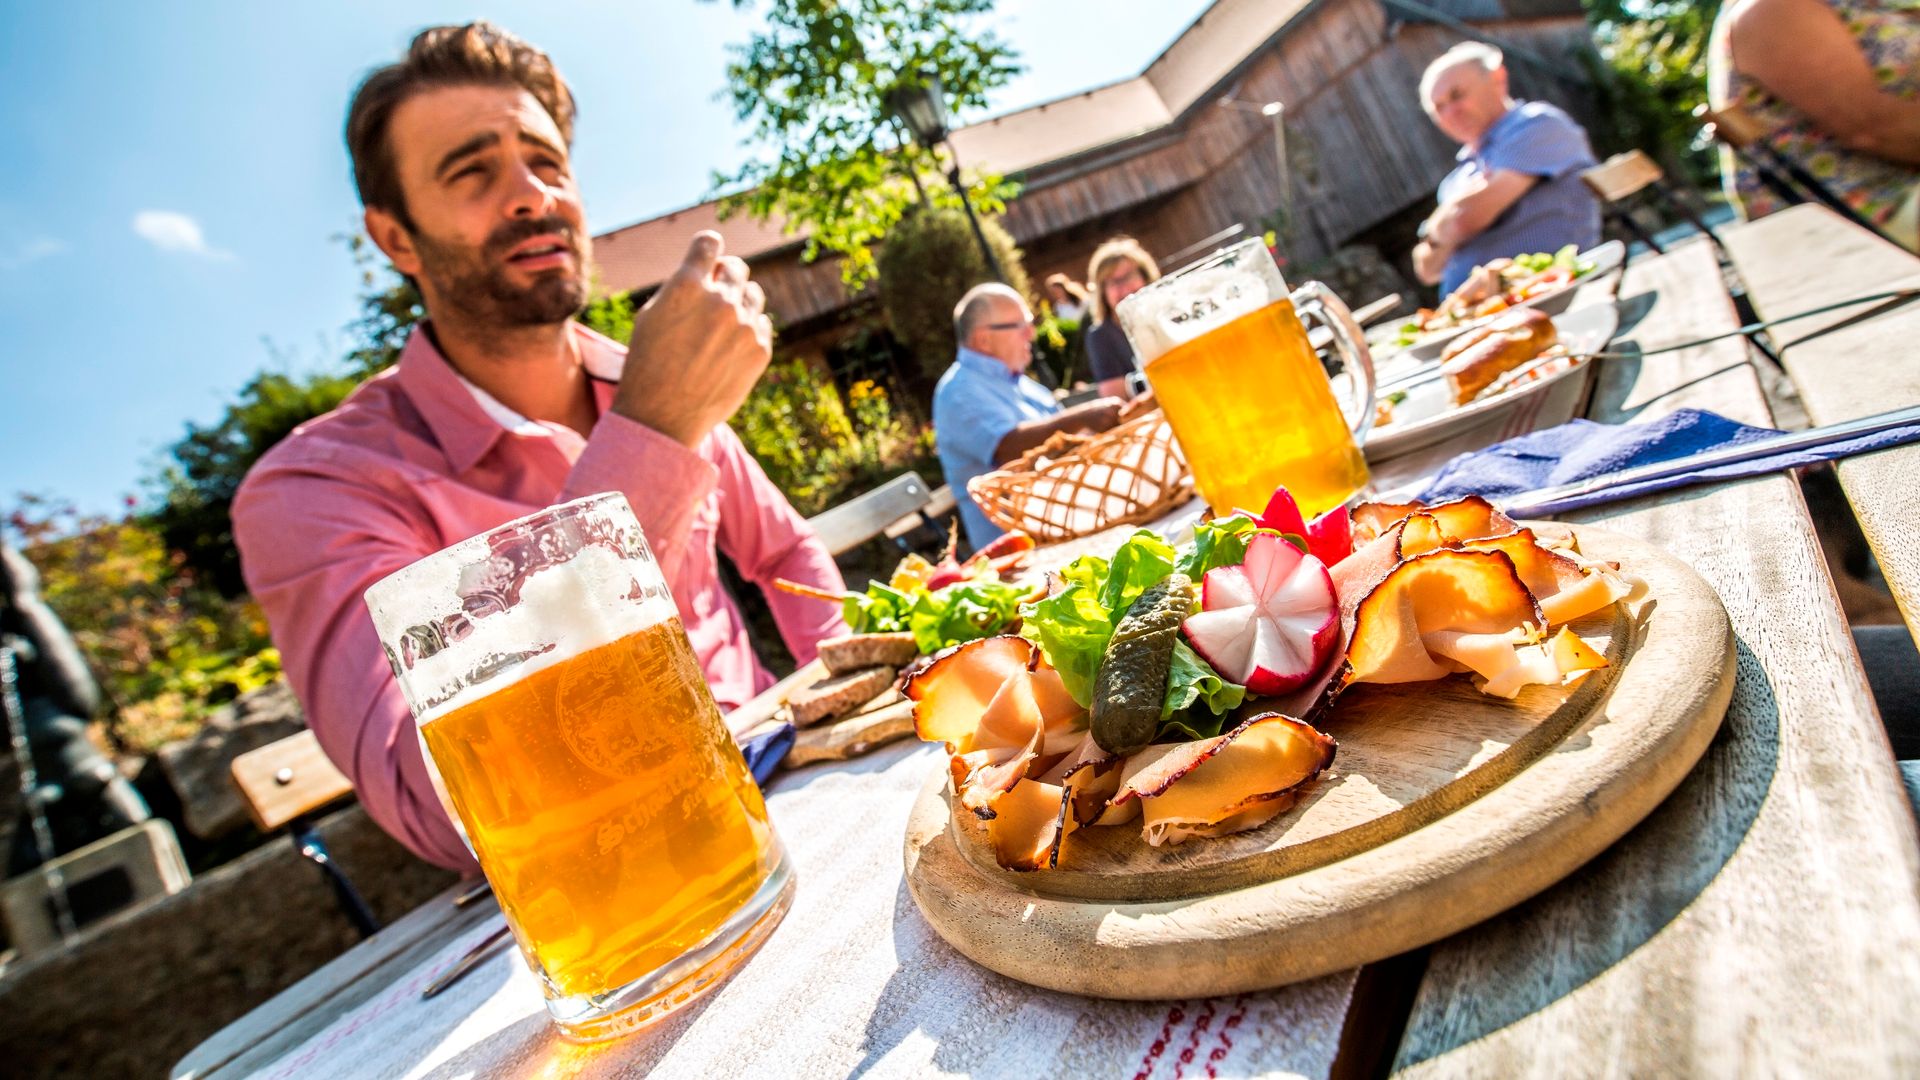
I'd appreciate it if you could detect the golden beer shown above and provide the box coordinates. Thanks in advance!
[420,615,775,1000]
[1145,297,1370,517]
[366,492,792,1041]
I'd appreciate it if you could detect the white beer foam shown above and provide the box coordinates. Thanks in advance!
[411,543,679,726]
[1114,240,1289,364]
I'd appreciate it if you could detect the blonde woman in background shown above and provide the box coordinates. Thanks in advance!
[1083,238,1161,399]
[1710,0,1920,250]
[1044,273,1090,323]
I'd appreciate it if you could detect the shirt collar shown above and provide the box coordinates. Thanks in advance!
[957,346,1020,382]
[394,320,624,475]
[1458,101,1524,163]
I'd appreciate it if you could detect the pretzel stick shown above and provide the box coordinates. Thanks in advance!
[774,578,850,604]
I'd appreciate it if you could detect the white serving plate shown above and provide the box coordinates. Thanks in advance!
[1371,240,1626,365]
[1362,302,1620,490]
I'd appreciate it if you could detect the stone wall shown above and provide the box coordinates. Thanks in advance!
[0,804,456,1079]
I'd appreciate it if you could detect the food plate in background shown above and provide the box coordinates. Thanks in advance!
[1362,302,1620,490]
[1370,240,1626,367]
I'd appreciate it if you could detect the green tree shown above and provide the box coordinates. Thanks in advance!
[711,0,1025,290]
[1581,0,1723,185]
[875,205,1030,388]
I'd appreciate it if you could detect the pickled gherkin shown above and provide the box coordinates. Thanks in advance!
[1090,574,1194,755]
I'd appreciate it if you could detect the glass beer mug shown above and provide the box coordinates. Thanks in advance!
[1115,238,1378,518]
[364,493,793,1042]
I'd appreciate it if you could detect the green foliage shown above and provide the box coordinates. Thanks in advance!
[4,496,281,755]
[1030,311,1083,390]
[726,358,939,516]
[876,205,1031,384]
[579,289,636,345]
[711,0,1024,289]
[1581,0,1722,186]
[148,369,365,597]
[340,232,424,378]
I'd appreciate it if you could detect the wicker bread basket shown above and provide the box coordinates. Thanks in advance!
[967,409,1192,545]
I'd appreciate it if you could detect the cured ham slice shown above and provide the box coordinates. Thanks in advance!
[1111,713,1337,847]
[907,636,1088,818]
[1344,549,1544,685]
[1424,625,1609,699]
[985,777,1072,872]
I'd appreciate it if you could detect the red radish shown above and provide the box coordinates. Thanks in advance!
[1241,486,1307,543]
[1305,504,1352,566]
[1181,532,1340,695]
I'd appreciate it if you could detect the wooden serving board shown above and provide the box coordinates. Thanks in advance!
[902,526,1734,999]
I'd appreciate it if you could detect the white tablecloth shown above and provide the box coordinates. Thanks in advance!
[247,743,1355,1079]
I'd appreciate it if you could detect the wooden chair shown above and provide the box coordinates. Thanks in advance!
[805,471,937,557]
[230,731,380,938]
[1579,150,1728,257]
[1698,102,1903,248]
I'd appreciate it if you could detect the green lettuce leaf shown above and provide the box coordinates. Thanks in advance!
[1159,640,1246,727]
[1176,515,1260,580]
[1018,579,1115,708]
[906,580,1029,656]
[1096,530,1178,617]
[1019,530,1250,720]
[843,581,915,634]
[843,577,1028,653]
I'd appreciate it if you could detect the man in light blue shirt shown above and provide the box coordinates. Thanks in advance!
[1411,42,1601,295]
[933,283,1124,548]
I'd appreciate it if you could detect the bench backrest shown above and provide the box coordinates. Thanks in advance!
[806,471,935,556]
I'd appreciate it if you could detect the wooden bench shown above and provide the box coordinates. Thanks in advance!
[1580,149,1727,257]
[230,732,379,937]
[805,472,936,557]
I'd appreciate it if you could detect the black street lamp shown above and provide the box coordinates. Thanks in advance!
[886,70,1006,283]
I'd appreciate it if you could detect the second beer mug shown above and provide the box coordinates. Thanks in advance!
[364,493,792,1042]
[1115,238,1378,518]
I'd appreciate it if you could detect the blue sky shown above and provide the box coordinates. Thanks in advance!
[1,0,1210,517]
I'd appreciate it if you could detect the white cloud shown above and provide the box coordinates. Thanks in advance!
[132,210,234,260]
[0,236,69,270]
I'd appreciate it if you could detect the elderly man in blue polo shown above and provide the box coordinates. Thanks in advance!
[1411,42,1602,296]
[932,283,1125,548]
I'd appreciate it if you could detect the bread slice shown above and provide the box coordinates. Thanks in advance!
[786,666,899,727]
[817,632,920,675]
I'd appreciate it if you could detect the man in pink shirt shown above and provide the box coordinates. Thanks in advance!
[232,23,847,871]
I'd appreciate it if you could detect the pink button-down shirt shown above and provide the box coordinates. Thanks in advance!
[232,322,847,870]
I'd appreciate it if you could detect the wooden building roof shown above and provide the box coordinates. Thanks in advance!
[590,0,1591,305]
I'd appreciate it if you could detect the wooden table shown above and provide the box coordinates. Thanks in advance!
[176,226,1920,1079]
[1722,204,1920,634]
[1395,232,1920,1076]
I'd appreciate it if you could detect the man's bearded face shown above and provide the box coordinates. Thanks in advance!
[412,213,592,327]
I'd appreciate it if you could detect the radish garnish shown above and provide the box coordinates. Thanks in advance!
[1181,532,1340,695]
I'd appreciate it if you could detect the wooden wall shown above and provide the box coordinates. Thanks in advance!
[737,0,1599,350]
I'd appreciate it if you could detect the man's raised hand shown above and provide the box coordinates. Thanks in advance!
[612,231,774,447]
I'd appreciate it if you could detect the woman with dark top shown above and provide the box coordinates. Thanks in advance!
[1083,237,1161,399]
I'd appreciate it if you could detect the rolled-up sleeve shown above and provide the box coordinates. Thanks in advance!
[709,426,848,663]
[234,466,477,872]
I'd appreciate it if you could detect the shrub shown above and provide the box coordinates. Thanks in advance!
[5,496,281,755]
[727,360,939,517]
[876,205,1031,390]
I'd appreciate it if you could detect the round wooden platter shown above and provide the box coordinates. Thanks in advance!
[901,526,1735,1000]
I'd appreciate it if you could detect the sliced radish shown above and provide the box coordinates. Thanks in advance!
[1305,504,1352,567]
[1181,532,1339,695]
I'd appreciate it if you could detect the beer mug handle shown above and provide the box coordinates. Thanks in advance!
[1291,281,1378,446]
